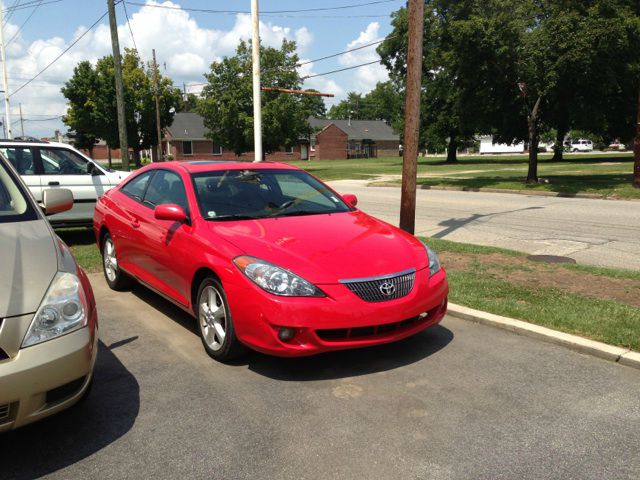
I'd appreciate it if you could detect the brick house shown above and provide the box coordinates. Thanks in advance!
[308,118,400,160]
[164,112,304,161]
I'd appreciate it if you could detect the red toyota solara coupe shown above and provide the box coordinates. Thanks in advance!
[93,161,448,360]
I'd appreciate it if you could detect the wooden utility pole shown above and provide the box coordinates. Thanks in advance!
[107,0,129,170]
[19,103,24,137]
[634,84,640,188]
[152,49,163,162]
[399,0,425,234]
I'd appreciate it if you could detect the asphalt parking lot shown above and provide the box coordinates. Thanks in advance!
[1,274,639,480]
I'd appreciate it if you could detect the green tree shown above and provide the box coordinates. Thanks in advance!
[198,40,316,157]
[61,61,100,156]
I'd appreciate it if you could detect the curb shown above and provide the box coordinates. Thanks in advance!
[447,303,640,370]
[369,182,611,200]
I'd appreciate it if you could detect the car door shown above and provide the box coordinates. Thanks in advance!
[0,146,41,203]
[137,169,191,306]
[37,147,111,224]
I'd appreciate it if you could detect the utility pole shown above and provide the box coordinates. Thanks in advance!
[0,5,12,139]
[399,0,424,234]
[107,0,129,170]
[152,49,162,162]
[251,0,263,162]
[19,103,24,137]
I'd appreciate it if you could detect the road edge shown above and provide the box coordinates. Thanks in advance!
[447,303,640,370]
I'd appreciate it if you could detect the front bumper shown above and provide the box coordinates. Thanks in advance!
[0,322,98,432]
[226,267,449,357]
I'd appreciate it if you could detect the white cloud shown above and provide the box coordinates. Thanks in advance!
[337,22,388,93]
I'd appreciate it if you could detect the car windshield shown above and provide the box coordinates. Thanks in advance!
[0,160,37,223]
[192,168,352,221]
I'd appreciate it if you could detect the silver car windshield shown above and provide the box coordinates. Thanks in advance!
[192,169,352,221]
[0,160,38,223]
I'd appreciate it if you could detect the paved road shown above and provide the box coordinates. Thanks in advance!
[329,180,640,270]
[1,275,639,479]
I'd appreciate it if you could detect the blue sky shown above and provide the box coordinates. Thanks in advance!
[1,0,403,139]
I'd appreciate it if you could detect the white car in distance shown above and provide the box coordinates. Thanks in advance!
[0,139,130,227]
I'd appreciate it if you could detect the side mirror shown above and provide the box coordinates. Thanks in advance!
[155,204,187,223]
[342,193,358,207]
[42,188,73,215]
[87,162,101,176]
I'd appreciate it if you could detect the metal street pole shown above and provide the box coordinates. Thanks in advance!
[107,0,129,170]
[251,0,263,162]
[19,103,24,137]
[399,0,424,234]
[152,49,163,162]
[0,5,12,139]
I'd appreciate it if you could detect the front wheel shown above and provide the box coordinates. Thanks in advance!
[196,277,245,361]
[102,233,133,291]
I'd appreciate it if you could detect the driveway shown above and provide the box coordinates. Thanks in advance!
[1,275,639,479]
[329,180,640,270]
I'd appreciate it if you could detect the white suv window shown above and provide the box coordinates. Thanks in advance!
[1,147,36,175]
[40,148,90,175]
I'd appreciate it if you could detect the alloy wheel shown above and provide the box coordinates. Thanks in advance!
[199,285,227,351]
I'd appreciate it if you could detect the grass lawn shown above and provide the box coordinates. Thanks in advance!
[58,227,640,352]
[289,152,640,199]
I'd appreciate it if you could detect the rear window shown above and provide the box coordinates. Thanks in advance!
[0,160,38,223]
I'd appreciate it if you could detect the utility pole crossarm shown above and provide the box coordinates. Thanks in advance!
[260,87,334,97]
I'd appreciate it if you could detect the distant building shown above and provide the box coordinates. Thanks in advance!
[164,112,400,161]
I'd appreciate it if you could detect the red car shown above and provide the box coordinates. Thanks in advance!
[93,161,448,360]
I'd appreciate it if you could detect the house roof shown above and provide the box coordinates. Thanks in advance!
[308,118,399,142]
[166,112,208,140]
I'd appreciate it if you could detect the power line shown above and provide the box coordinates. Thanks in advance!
[1,0,61,14]
[298,37,391,67]
[10,8,110,97]
[302,60,380,79]
[6,0,42,46]
[125,0,400,15]
[3,0,21,26]
[122,0,138,52]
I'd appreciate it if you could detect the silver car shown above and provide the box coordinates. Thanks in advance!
[0,155,98,431]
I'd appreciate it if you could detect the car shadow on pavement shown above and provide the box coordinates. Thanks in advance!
[244,325,454,381]
[0,341,140,480]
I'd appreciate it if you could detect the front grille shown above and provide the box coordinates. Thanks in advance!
[0,403,10,422]
[316,315,424,342]
[341,268,416,302]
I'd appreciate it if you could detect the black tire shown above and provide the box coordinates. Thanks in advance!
[195,277,246,361]
[102,233,133,291]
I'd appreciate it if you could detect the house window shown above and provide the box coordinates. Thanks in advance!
[310,137,316,152]
[285,145,294,154]
[212,143,222,155]
[182,141,193,156]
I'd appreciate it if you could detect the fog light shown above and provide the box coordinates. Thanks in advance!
[278,327,296,342]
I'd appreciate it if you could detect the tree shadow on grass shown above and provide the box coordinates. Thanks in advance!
[420,156,633,167]
[0,341,140,480]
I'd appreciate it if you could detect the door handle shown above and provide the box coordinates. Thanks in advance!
[48,181,60,186]
[130,218,140,229]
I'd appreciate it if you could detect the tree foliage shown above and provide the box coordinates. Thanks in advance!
[198,40,320,156]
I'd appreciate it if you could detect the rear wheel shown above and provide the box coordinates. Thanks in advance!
[196,277,245,361]
[102,233,132,291]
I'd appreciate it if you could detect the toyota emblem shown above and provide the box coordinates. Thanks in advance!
[379,281,396,296]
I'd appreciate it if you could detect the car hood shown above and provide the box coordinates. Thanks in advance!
[208,210,428,284]
[0,219,57,318]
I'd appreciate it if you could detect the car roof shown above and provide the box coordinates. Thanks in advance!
[153,160,302,174]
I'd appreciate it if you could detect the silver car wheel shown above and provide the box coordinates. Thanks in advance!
[103,238,118,282]
[199,285,227,351]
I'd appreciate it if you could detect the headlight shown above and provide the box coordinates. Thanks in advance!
[234,256,324,297]
[22,272,89,348]
[423,243,441,276]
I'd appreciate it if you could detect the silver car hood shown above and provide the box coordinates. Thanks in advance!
[0,219,57,318]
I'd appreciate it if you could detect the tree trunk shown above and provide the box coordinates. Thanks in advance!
[526,96,543,184]
[88,146,94,159]
[134,150,141,168]
[108,147,112,169]
[446,133,458,163]
[634,85,640,188]
[551,125,567,162]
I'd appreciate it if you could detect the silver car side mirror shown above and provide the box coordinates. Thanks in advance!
[42,188,74,215]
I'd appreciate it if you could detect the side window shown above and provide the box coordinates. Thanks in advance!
[0,147,36,175]
[143,170,188,211]
[121,171,154,202]
[183,141,193,156]
[40,148,89,175]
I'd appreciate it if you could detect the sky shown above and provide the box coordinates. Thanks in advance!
[0,0,403,139]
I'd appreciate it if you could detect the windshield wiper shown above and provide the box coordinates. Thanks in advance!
[271,210,329,218]
[209,214,261,221]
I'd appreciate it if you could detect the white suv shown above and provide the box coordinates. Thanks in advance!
[0,139,130,227]
[569,138,593,152]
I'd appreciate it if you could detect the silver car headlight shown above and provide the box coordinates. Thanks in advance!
[234,256,324,297]
[22,272,89,348]
[422,243,441,276]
